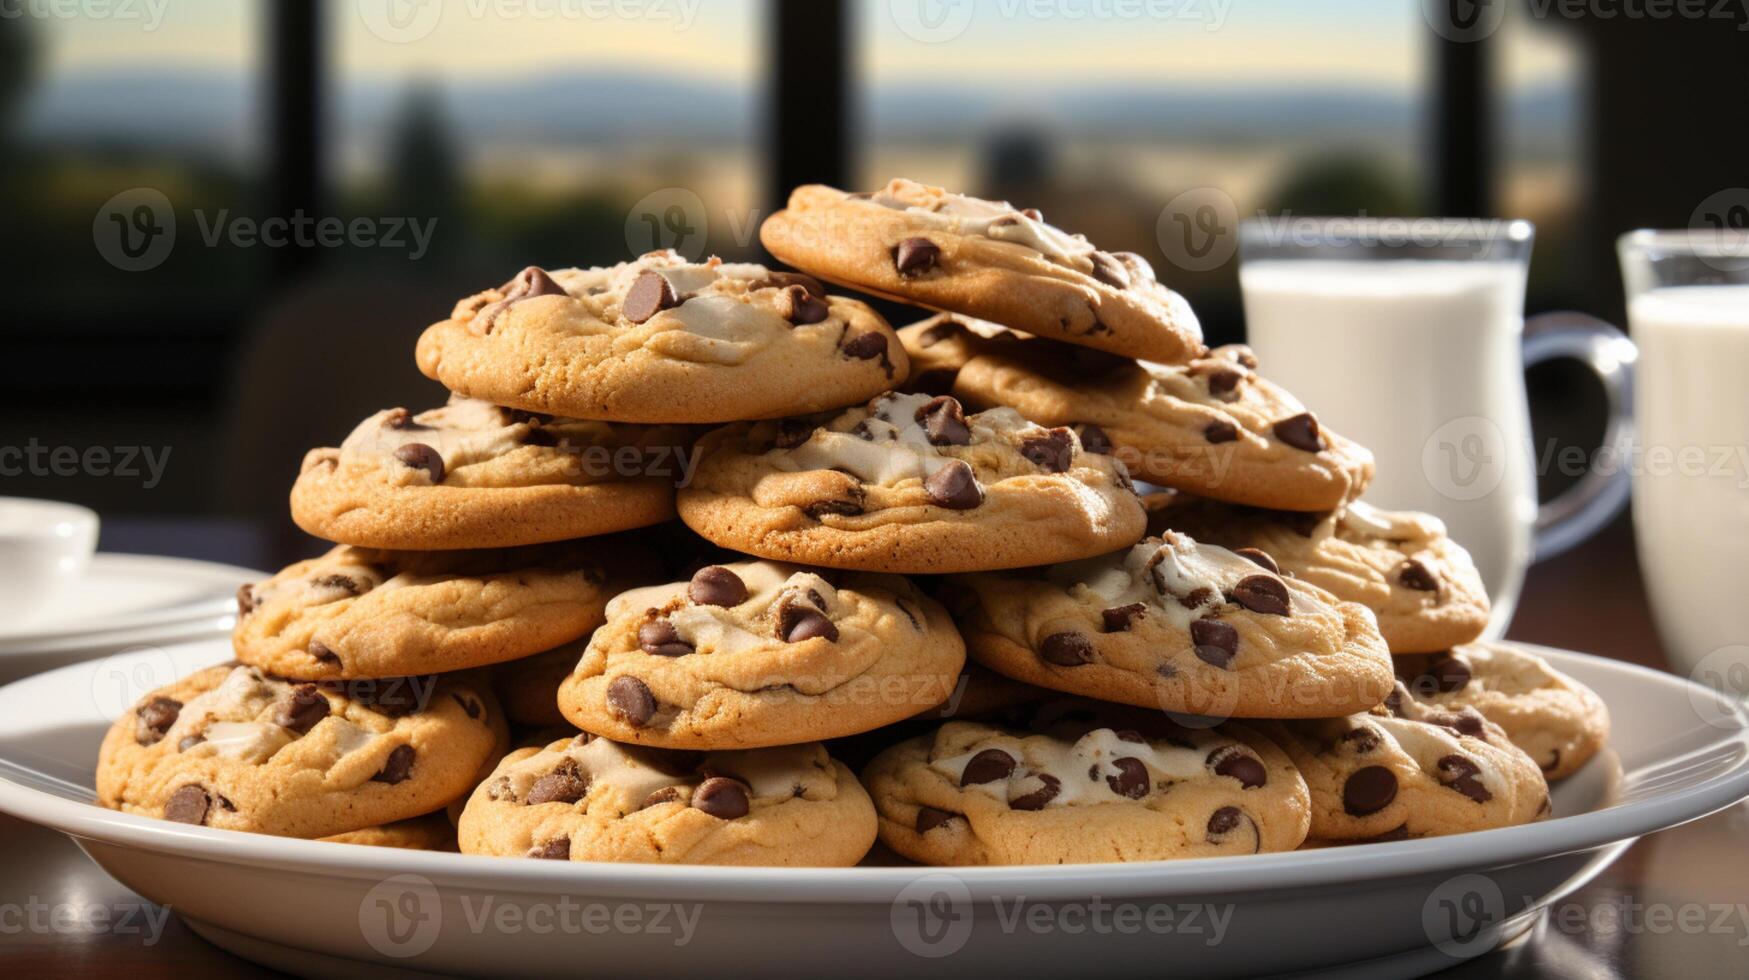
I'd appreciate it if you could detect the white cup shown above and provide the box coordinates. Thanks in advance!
[1238,218,1634,633]
[1620,230,1749,681]
[0,498,100,626]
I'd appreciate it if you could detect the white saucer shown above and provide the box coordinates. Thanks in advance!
[0,553,258,647]
[0,640,1744,978]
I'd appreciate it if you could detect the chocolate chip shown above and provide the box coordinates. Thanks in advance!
[923,459,985,510]
[1101,603,1146,633]
[688,565,747,607]
[393,443,445,483]
[311,573,361,597]
[916,806,958,833]
[1009,773,1061,810]
[529,837,571,860]
[1039,631,1094,666]
[916,396,971,446]
[606,676,656,726]
[1343,765,1398,815]
[526,759,590,806]
[1106,757,1150,799]
[1020,427,1074,473]
[1437,754,1493,803]
[1075,423,1113,455]
[1398,558,1440,592]
[177,734,203,752]
[803,485,865,519]
[1209,747,1267,788]
[1190,618,1239,668]
[134,696,182,745]
[1229,575,1290,616]
[778,603,839,643]
[623,270,679,323]
[451,692,482,719]
[1272,412,1325,452]
[1206,806,1247,840]
[273,684,329,736]
[1342,726,1383,753]
[774,419,817,449]
[164,784,210,825]
[960,748,1016,786]
[759,270,826,297]
[893,237,940,276]
[1204,420,1239,444]
[692,777,751,819]
[1089,250,1131,289]
[1206,370,1243,401]
[372,744,415,785]
[1232,548,1279,574]
[476,266,569,333]
[642,786,684,809]
[842,331,889,362]
[309,641,341,665]
[235,584,257,617]
[777,284,829,325]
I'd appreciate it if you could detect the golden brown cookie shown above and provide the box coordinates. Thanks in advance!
[290,397,687,550]
[557,561,965,748]
[949,532,1394,719]
[233,541,646,679]
[415,253,905,424]
[1260,683,1551,842]
[491,643,582,729]
[761,180,1203,363]
[677,391,1146,573]
[1151,494,1490,653]
[97,664,501,838]
[320,811,459,851]
[1395,642,1608,780]
[863,711,1309,865]
[899,315,1373,511]
[457,735,876,866]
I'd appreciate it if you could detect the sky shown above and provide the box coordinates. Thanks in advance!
[30,0,1578,91]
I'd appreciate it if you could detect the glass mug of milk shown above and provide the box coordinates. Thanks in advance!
[1238,218,1634,632]
[1620,230,1749,678]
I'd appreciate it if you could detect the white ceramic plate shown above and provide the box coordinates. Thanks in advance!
[0,640,1744,979]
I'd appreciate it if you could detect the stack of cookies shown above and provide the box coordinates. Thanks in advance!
[96,178,1608,868]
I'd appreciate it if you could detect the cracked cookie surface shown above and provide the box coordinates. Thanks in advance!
[862,708,1309,865]
[234,541,648,679]
[761,180,1202,363]
[415,252,905,424]
[290,396,687,550]
[1260,682,1550,842]
[949,532,1393,718]
[677,391,1146,573]
[457,735,876,865]
[557,560,965,748]
[97,664,501,838]
[1395,642,1608,780]
[1151,494,1490,653]
[900,315,1373,511]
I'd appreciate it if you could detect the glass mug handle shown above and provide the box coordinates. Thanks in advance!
[1521,312,1638,561]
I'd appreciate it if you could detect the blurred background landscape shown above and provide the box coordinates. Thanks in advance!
[0,0,1740,562]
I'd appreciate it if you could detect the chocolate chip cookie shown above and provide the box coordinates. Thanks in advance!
[457,734,877,866]
[761,180,1203,364]
[900,315,1373,511]
[491,642,583,729]
[1151,494,1491,653]
[676,391,1146,573]
[948,531,1394,719]
[1261,682,1551,842]
[862,711,1309,865]
[557,561,966,748]
[291,396,688,550]
[97,664,501,838]
[1396,642,1608,780]
[415,253,906,424]
[321,810,459,851]
[234,541,645,679]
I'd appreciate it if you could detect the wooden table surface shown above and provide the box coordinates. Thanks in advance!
[1,517,1744,976]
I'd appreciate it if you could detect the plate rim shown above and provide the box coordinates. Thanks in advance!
[0,552,260,647]
[2,640,1745,903]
